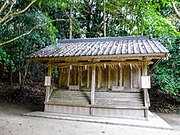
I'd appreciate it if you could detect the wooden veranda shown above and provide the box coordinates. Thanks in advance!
[28,36,168,118]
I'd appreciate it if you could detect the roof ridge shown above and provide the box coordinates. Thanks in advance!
[58,36,151,43]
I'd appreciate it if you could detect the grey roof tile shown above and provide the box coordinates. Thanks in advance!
[28,37,169,58]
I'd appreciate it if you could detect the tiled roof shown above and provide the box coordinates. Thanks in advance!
[28,36,168,59]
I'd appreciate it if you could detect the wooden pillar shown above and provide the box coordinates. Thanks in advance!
[58,68,62,88]
[142,62,147,76]
[142,61,148,118]
[45,63,52,103]
[119,67,122,86]
[130,64,133,89]
[115,66,118,86]
[138,66,141,88]
[48,64,52,76]
[81,67,83,86]
[87,66,90,88]
[108,66,111,89]
[105,65,108,87]
[74,66,77,85]
[67,67,70,87]
[78,67,81,89]
[91,65,96,105]
[97,66,101,89]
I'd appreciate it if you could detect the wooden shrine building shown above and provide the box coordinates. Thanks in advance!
[28,36,168,118]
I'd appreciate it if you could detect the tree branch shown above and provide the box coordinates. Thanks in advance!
[0,2,14,24]
[0,0,9,13]
[0,19,66,46]
[171,1,180,19]
[0,25,36,46]
[0,0,37,24]
[12,0,37,16]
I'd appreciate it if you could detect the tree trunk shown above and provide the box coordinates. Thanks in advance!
[19,71,21,85]
[103,0,106,37]
[20,62,29,92]
[69,0,73,39]
[86,14,91,38]
[0,63,4,82]
[171,1,180,19]
[9,67,13,85]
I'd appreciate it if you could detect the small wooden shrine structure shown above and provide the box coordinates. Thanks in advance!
[28,36,168,118]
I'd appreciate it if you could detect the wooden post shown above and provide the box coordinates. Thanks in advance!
[78,67,81,89]
[97,66,101,89]
[47,63,52,87]
[108,66,111,89]
[142,61,148,118]
[138,66,141,88]
[115,66,118,86]
[81,67,83,87]
[67,67,70,87]
[58,68,62,88]
[45,63,52,103]
[119,67,122,86]
[91,65,96,105]
[142,62,147,76]
[130,64,133,89]
[87,66,90,88]
[74,66,77,85]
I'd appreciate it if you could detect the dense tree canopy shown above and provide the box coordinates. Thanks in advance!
[0,0,179,100]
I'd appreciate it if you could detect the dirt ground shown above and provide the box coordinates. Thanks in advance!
[0,100,180,135]
[156,113,180,131]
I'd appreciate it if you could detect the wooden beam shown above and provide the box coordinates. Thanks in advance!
[51,61,152,67]
[97,67,102,89]
[91,65,96,105]
[108,66,111,89]
[28,53,165,63]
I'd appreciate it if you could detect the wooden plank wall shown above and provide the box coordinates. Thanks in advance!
[101,67,108,88]
[58,64,142,90]
[123,65,130,89]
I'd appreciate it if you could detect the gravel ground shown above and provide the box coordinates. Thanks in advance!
[0,114,179,135]
[0,101,180,135]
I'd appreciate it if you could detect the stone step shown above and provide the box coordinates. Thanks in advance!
[51,91,142,98]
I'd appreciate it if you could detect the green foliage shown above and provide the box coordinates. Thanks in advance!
[0,48,10,64]
[153,39,180,101]
[0,0,58,73]
[141,4,180,40]
[0,0,179,102]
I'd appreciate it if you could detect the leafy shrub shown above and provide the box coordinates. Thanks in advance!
[153,40,180,101]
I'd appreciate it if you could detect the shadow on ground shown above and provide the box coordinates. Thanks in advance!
[0,99,43,115]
